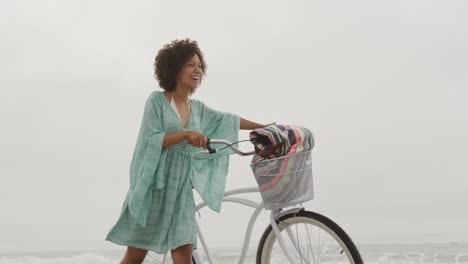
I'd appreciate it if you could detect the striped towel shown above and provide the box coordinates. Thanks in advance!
[250,125,313,160]
[250,125,314,209]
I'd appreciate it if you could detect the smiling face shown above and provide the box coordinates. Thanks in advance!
[176,54,203,92]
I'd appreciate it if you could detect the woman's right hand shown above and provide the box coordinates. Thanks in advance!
[186,131,208,148]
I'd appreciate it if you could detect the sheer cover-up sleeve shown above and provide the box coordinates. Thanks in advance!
[127,92,166,228]
[191,101,240,212]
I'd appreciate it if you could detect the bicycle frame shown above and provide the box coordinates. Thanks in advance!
[190,187,306,264]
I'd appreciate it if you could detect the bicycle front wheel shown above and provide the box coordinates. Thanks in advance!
[256,210,363,264]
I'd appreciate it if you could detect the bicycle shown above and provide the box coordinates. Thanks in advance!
[146,138,363,264]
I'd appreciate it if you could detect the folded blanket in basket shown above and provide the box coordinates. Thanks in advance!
[250,125,314,208]
[250,125,313,160]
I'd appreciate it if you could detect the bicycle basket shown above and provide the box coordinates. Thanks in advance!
[250,151,313,210]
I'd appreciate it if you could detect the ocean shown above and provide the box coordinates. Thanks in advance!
[1,243,467,264]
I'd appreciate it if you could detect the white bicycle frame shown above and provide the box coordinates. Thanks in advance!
[190,187,307,264]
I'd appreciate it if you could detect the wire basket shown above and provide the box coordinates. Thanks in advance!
[250,151,313,210]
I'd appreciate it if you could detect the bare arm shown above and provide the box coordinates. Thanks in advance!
[240,118,273,130]
[162,132,188,149]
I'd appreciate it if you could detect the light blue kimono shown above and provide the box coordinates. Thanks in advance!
[106,91,240,253]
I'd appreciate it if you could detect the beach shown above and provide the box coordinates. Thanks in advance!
[1,243,467,264]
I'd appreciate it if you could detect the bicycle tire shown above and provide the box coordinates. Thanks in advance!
[256,210,363,264]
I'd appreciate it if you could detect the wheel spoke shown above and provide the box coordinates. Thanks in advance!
[306,222,317,264]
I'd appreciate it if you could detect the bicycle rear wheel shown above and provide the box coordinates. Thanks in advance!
[256,210,363,264]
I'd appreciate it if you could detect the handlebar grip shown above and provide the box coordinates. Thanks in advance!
[205,138,217,154]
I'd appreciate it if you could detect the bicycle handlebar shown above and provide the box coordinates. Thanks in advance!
[192,139,255,158]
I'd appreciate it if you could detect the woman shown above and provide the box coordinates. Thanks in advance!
[106,39,270,264]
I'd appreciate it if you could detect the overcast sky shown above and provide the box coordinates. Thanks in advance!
[1,0,467,253]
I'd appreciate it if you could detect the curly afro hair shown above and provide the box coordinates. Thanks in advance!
[154,39,207,92]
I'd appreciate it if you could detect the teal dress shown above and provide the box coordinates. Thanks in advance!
[106,91,240,253]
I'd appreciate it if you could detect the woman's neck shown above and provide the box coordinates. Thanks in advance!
[171,87,190,104]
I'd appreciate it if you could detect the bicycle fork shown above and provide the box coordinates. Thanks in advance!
[270,209,311,264]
